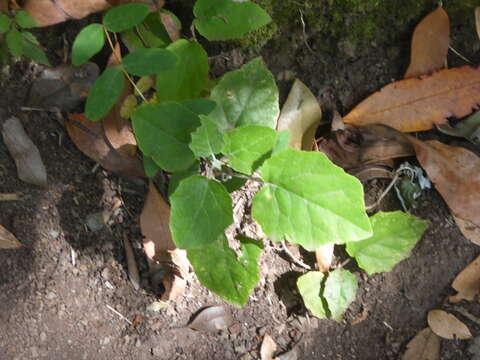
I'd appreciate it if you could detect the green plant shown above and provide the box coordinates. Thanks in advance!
[72,0,429,320]
[0,10,49,65]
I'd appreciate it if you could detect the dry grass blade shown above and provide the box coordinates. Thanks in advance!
[401,328,440,360]
[344,66,480,132]
[404,7,449,79]
[427,310,472,340]
[0,225,22,249]
[449,255,480,303]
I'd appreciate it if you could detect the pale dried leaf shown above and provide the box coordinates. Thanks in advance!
[402,328,440,360]
[2,117,47,187]
[454,216,480,246]
[260,334,277,360]
[123,234,140,290]
[344,66,480,132]
[449,256,480,303]
[188,306,234,332]
[0,225,22,249]
[427,310,472,340]
[404,7,449,79]
[315,243,334,273]
[277,79,323,150]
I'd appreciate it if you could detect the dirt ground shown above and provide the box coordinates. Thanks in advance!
[1,2,480,360]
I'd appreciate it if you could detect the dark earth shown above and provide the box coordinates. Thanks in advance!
[1,1,480,359]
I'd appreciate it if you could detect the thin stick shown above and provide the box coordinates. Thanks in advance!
[106,304,133,325]
[366,172,400,211]
[0,193,21,201]
[449,46,472,64]
[299,10,314,54]
[281,241,311,270]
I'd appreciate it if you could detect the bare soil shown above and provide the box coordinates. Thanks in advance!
[1,3,480,360]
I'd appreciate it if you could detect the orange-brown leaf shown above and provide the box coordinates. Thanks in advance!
[401,328,440,360]
[449,255,480,303]
[0,224,22,249]
[343,66,480,132]
[427,310,472,340]
[404,7,449,79]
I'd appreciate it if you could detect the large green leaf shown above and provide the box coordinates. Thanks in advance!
[323,269,358,321]
[180,98,216,116]
[15,11,38,28]
[143,155,160,178]
[222,125,277,174]
[21,32,50,66]
[170,175,233,249]
[6,27,22,57]
[131,102,200,172]
[123,48,177,76]
[346,211,429,275]
[210,58,279,131]
[0,14,10,33]
[189,115,224,158]
[252,149,372,251]
[188,235,262,306]
[72,24,105,66]
[85,66,124,122]
[193,0,271,41]
[297,271,327,318]
[103,3,150,32]
[156,40,209,102]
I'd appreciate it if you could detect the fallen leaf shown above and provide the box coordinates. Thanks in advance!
[408,138,480,237]
[404,7,449,79]
[401,327,440,360]
[436,111,480,146]
[317,124,414,170]
[2,117,47,187]
[160,10,181,42]
[140,181,189,300]
[260,334,277,360]
[123,234,140,290]
[0,224,22,249]
[188,305,234,332]
[277,78,323,150]
[315,243,334,273]
[349,164,394,183]
[475,7,480,41]
[454,216,480,246]
[343,66,480,132]
[427,309,472,340]
[449,256,480,303]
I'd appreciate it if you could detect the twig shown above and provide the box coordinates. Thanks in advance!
[106,304,133,325]
[299,10,314,54]
[365,171,400,211]
[280,241,311,270]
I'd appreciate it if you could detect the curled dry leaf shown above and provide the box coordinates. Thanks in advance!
[401,327,440,360]
[408,138,480,243]
[453,217,480,246]
[188,305,234,332]
[317,124,414,170]
[349,164,394,183]
[315,243,334,273]
[0,224,22,249]
[140,181,189,301]
[404,7,449,79]
[427,310,472,340]
[277,78,323,150]
[260,334,277,360]
[344,66,480,132]
[2,117,47,187]
[449,255,480,303]
[23,0,164,27]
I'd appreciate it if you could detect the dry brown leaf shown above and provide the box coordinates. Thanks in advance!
[427,310,472,340]
[277,79,323,150]
[349,164,394,183]
[475,7,480,41]
[402,328,440,360]
[449,256,480,303]
[317,124,414,170]
[188,306,234,332]
[408,138,480,234]
[454,216,480,246]
[260,334,277,360]
[0,0,7,13]
[160,10,181,42]
[0,224,22,249]
[315,243,334,273]
[404,7,449,79]
[343,66,480,132]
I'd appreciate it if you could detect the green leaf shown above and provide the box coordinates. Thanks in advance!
[143,156,160,178]
[170,175,233,249]
[323,269,358,321]
[180,98,216,116]
[21,32,50,65]
[223,125,277,174]
[121,12,170,52]
[103,3,150,32]
[168,162,200,196]
[0,14,11,33]
[14,11,38,28]
[123,48,177,76]
[346,211,429,275]
[222,176,246,193]
[210,58,279,131]
[85,66,124,122]
[193,0,271,41]
[272,130,291,155]
[131,102,200,172]
[6,28,22,57]
[189,115,224,158]
[252,149,372,251]
[72,24,105,66]
[156,39,209,102]
[188,235,262,306]
[297,271,327,318]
